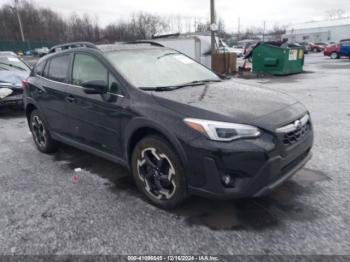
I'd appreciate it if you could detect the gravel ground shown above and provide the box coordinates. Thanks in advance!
[0,53,349,256]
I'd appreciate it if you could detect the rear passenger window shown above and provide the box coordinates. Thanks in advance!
[72,54,108,86]
[47,54,70,83]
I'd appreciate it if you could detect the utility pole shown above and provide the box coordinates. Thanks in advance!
[14,0,25,42]
[262,20,266,42]
[237,17,241,42]
[210,0,216,65]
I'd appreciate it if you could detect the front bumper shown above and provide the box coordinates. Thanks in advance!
[0,94,23,107]
[183,129,313,199]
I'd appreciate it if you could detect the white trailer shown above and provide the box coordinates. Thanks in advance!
[151,35,213,68]
[150,35,240,69]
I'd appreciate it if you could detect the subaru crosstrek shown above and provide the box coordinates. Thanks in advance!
[23,42,313,209]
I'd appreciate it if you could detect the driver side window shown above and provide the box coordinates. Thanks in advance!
[72,53,122,95]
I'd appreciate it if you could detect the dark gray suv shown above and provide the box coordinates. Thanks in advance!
[23,42,313,209]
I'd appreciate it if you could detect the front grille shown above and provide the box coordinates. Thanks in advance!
[282,121,311,146]
[276,114,311,146]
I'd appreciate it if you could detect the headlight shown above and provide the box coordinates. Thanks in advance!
[184,118,261,142]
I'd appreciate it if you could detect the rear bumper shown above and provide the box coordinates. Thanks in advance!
[184,129,313,199]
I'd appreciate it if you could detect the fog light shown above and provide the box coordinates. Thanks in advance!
[222,174,235,188]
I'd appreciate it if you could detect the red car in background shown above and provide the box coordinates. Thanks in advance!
[309,42,326,52]
[324,43,341,59]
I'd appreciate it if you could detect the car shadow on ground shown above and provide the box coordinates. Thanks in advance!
[53,144,330,231]
[0,107,25,119]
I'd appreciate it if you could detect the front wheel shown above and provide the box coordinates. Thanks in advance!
[131,136,188,209]
[30,110,57,153]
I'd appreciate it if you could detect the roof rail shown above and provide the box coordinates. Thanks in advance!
[125,41,164,47]
[49,42,98,53]
[152,33,180,39]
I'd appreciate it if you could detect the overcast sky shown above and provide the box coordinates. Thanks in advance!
[1,0,350,31]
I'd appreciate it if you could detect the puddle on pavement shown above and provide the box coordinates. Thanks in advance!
[52,146,329,231]
[175,197,279,231]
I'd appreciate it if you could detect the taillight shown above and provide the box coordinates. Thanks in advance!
[22,80,29,90]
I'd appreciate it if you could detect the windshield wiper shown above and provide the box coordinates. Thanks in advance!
[0,62,27,71]
[139,79,222,92]
[179,79,222,87]
[139,86,176,92]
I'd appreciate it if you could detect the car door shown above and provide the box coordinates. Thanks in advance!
[65,52,127,157]
[35,53,73,137]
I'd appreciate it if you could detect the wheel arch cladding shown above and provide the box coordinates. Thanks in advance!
[125,122,188,167]
[26,103,37,121]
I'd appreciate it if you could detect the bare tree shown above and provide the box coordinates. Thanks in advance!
[0,0,228,45]
[326,9,346,20]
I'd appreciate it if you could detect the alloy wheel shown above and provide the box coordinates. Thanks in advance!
[31,115,47,148]
[137,148,176,200]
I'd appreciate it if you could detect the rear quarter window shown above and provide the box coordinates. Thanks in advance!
[34,60,46,76]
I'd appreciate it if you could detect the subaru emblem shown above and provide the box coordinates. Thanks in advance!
[294,120,302,129]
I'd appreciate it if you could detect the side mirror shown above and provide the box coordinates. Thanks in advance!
[82,80,108,94]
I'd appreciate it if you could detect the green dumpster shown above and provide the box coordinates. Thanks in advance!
[252,43,304,75]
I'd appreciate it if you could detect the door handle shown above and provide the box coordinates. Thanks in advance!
[65,95,76,103]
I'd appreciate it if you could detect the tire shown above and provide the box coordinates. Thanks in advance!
[330,52,339,59]
[29,110,57,153]
[313,48,318,53]
[131,135,188,209]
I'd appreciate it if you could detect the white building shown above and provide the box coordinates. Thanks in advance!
[284,18,350,43]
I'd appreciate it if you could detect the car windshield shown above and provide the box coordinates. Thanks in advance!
[106,49,220,89]
[0,55,30,72]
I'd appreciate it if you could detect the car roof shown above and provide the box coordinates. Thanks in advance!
[38,42,171,65]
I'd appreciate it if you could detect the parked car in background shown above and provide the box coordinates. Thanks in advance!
[339,39,350,58]
[240,40,259,55]
[25,50,33,56]
[0,51,17,56]
[297,42,311,54]
[324,43,341,59]
[24,42,313,209]
[0,53,31,108]
[33,47,49,57]
[218,41,244,57]
[309,42,325,52]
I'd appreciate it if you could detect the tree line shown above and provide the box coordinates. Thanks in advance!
[0,0,288,45]
[0,0,227,45]
[0,0,184,44]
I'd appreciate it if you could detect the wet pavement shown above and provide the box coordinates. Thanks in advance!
[0,53,349,255]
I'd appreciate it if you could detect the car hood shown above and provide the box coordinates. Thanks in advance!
[0,70,29,87]
[152,79,305,129]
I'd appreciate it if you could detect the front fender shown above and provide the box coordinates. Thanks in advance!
[123,117,188,167]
